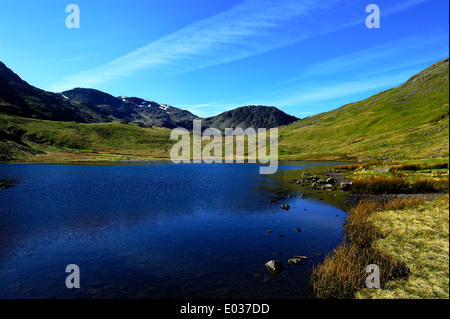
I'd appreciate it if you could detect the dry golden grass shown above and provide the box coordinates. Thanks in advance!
[356,195,449,299]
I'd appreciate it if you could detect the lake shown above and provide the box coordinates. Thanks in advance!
[0,161,347,299]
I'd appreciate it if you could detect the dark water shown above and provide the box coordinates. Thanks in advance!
[0,162,346,299]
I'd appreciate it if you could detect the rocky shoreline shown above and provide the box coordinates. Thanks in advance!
[284,167,445,212]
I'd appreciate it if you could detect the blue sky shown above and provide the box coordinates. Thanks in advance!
[0,0,448,118]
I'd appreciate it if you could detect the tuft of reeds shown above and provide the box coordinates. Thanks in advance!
[390,163,423,174]
[351,176,409,194]
[351,176,449,194]
[390,162,449,174]
[335,164,363,171]
[311,244,410,299]
[335,161,385,171]
[427,162,449,169]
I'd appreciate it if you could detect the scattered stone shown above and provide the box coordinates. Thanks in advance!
[265,260,284,276]
[339,182,352,191]
[294,256,308,260]
[326,177,335,184]
[288,258,303,265]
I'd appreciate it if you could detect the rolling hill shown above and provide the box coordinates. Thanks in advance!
[277,57,449,161]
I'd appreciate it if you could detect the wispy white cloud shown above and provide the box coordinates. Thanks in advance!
[224,30,448,112]
[45,0,443,118]
[279,31,448,86]
[276,71,413,107]
[383,0,435,15]
[46,0,354,92]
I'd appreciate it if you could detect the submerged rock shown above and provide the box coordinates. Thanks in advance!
[265,260,284,276]
[288,258,303,266]
[294,256,308,260]
[281,204,290,211]
[339,182,352,191]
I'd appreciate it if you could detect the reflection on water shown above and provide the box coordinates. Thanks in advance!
[0,162,346,299]
[0,179,18,190]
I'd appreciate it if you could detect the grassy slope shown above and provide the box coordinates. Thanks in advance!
[0,113,174,161]
[278,58,449,161]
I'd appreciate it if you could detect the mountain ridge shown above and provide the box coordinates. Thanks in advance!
[0,61,299,130]
[1,58,448,162]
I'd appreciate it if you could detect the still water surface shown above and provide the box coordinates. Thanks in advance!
[0,161,346,298]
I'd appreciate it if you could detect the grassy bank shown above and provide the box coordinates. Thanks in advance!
[356,195,449,298]
[0,113,175,161]
[310,160,449,299]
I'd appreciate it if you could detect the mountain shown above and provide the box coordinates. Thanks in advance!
[278,57,449,161]
[0,61,298,130]
[204,105,299,131]
[0,61,88,122]
[60,88,199,129]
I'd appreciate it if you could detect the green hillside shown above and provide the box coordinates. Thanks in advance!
[0,114,174,161]
[277,58,449,162]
